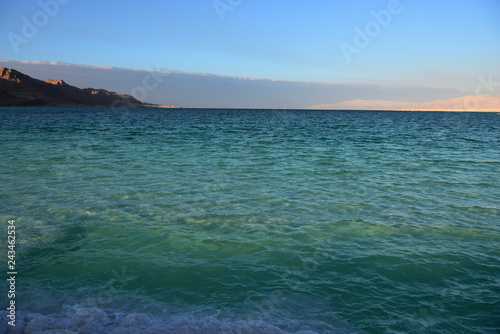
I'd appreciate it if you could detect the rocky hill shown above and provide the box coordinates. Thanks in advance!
[0,67,175,108]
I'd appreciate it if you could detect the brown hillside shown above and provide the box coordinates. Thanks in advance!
[0,67,146,107]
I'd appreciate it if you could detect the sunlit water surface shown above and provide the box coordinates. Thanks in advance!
[0,108,499,333]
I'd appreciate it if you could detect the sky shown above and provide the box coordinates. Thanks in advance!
[1,0,500,108]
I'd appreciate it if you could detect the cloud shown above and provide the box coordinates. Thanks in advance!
[0,60,466,109]
[309,95,500,111]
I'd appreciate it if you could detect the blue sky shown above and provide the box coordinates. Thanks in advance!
[1,0,500,108]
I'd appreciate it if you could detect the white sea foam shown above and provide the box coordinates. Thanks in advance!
[0,305,322,334]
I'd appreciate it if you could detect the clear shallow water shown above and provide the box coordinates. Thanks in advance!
[0,107,499,333]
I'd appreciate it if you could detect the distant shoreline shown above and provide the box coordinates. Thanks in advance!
[1,106,499,112]
[0,67,182,109]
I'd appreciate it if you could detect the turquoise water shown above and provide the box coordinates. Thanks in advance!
[1,107,499,333]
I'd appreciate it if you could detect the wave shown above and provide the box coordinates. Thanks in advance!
[0,305,323,334]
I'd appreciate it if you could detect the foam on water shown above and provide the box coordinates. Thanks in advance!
[0,306,319,334]
[3,285,362,334]
[1,294,365,334]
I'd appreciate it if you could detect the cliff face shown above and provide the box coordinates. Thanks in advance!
[0,67,144,107]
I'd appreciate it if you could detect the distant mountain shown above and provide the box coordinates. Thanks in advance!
[0,67,179,108]
[309,95,500,112]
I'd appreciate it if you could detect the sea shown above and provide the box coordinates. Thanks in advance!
[0,107,499,333]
